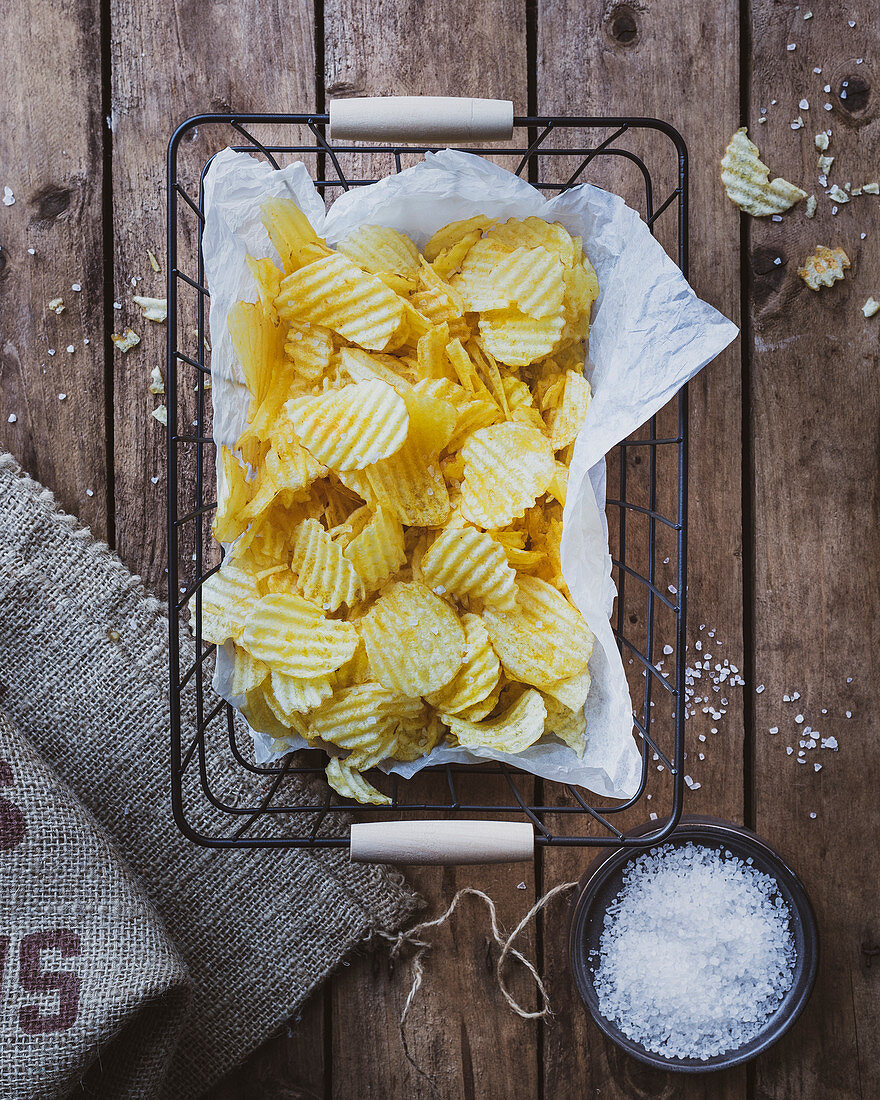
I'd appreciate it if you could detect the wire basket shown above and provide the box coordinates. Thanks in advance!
[166,111,688,852]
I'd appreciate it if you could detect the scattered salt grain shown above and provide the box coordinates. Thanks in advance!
[769,726,778,734]
[27,247,35,255]
[810,812,817,819]
[58,393,66,402]
[786,747,794,755]
[787,42,796,50]
[66,345,75,354]
[756,684,765,694]
[85,489,94,497]
[848,19,855,26]
[846,677,853,683]
[824,103,833,111]
[823,84,831,93]
[593,844,795,1062]
[845,710,852,718]
[804,9,812,17]
[7,413,17,424]
[813,66,822,73]
[821,736,838,750]
[773,257,782,266]
[795,714,804,724]
[799,98,810,110]
[516,881,526,890]
[71,283,81,292]
[663,644,673,655]
[814,763,822,772]
[2,186,15,206]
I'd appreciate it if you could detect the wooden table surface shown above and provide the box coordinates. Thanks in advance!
[3,2,878,1097]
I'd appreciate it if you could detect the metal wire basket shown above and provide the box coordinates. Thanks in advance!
[166,109,688,853]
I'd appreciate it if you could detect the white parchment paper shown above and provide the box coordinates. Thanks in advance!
[202,147,738,801]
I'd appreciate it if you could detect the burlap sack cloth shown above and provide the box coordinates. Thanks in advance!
[0,452,420,1099]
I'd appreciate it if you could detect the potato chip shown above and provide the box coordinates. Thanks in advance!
[261,196,326,273]
[425,612,501,715]
[411,261,470,337]
[339,346,411,391]
[543,694,587,756]
[358,581,465,696]
[450,236,514,312]
[445,338,496,404]
[284,321,335,382]
[430,229,484,280]
[721,128,807,217]
[213,446,254,544]
[290,518,364,610]
[482,576,593,688]
[421,523,517,610]
[562,259,600,327]
[241,684,296,741]
[455,687,501,723]
[424,215,495,261]
[240,593,358,677]
[343,505,406,594]
[545,369,591,450]
[337,225,420,285]
[478,309,564,367]
[362,388,455,526]
[230,644,269,696]
[416,323,453,381]
[246,255,283,319]
[418,378,500,452]
[547,462,568,505]
[239,441,325,523]
[325,756,391,806]
[797,244,850,290]
[494,246,566,319]
[333,638,372,688]
[228,300,285,409]
[442,689,546,754]
[542,667,591,712]
[465,339,510,415]
[195,563,260,644]
[276,252,405,351]
[391,711,445,762]
[460,423,555,528]
[501,376,545,431]
[486,217,576,267]
[284,379,408,470]
[308,683,421,757]
[269,669,334,719]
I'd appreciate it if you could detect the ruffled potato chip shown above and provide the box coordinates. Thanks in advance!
[325,756,391,805]
[425,613,501,715]
[195,563,260,644]
[284,321,335,382]
[228,299,286,410]
[542,667,591,712]
[290,518,364,611]
[721,128,807,217]
[230,644,269,697]
[213,446,253,544]
[486,217,576,267]
[339,346,412,391]
[450,237,514,312]
[276,252,405,351]
[543,694,587,756]
[424,215,495,261]
[442,688,546,754]
[241,684,297,741]
[308,683,421,759]
[269,669,334,720]
[545,369,592,450]
[494,246,566,320]
[421,523,517,610]
[478,308,565,367]
[391,712,445,762]
[337,225,420,284]
[358,581,465,696]
[430,229,484,280]
[342,505,406,594]
[797,244,850,290]
[285,379,408,470]
[240,593,359,677]
[460,423,555,528]
[482,576,593,688]
[239,442,325,523]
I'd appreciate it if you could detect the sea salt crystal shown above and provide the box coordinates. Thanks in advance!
[787,42,796,50]
[593,844,795,1061]
[769,726,779,734]
[845,710,852,718]
[821,736,838,750]
[786,747,794,755]
[756,684,765,694]
[810,812,817,819]
[795,714,804,724]
[663,644,673,655]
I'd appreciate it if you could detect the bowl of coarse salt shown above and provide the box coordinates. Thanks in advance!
[568,817,818,1071]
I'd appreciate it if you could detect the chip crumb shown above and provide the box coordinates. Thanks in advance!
[862,182,879,194]
[112,328,141,353]
[814,132,829,151]
[797,244,850,290]
[861,297,880,318]
[790,116,805,130]
[827,184,849,204]
[818,154,834,173]
[2,186,15,206]
[151,405,168,426]
[133,295,167,323]
[805,195,817,218]
[149,365,165,394]
[147,248,161,273]
[48,297,65,315]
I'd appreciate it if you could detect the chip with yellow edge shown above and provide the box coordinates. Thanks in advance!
[230,644,269,697]
[290,518,364,611]
[261,196,326,273]
[720,128,807,217]
[442,688,546,754]
[240,593,359,677]
[325,756,391,805]
[425,612,501,715]
[358,581,465,696]
[213,446,254,544]
[276,252,405,351]
[544,369,592,450]
[486,217,576,267]
[195,563,260,644]
[337,225,420,282]
[269,668,334,720]
[478,308,565,367]
[460,423,555,529]
[543,694,588,756]
[421,523,517,610]
[284,321,335,382]
[482,576,593,688]
[494,246,566,320]
[424,215,495,261]
[228,299,286,409]
[284,379,408,470]
[342,505,406,594]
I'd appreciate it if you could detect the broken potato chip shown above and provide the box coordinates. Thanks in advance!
[797,244,851,290]
[721,128,807,217]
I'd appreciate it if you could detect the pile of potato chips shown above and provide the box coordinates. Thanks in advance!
[199,199,600,804]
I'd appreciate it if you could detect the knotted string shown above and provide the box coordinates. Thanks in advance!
[376,881,579,1089]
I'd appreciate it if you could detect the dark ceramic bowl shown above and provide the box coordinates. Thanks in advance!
[568,817,819,1072]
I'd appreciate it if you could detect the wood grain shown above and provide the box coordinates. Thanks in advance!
[536,2,746,1096]
[748,5,880,1096]
[0,0,108,537]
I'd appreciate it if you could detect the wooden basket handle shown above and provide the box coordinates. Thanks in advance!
[328,96,514,144]
[349,819,534,865]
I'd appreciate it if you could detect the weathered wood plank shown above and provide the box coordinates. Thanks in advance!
[321,4,536,1097]
[0,1,108,538]
[748,6,880,1096]
[109,0,318,591]
[537,2,746,1096]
